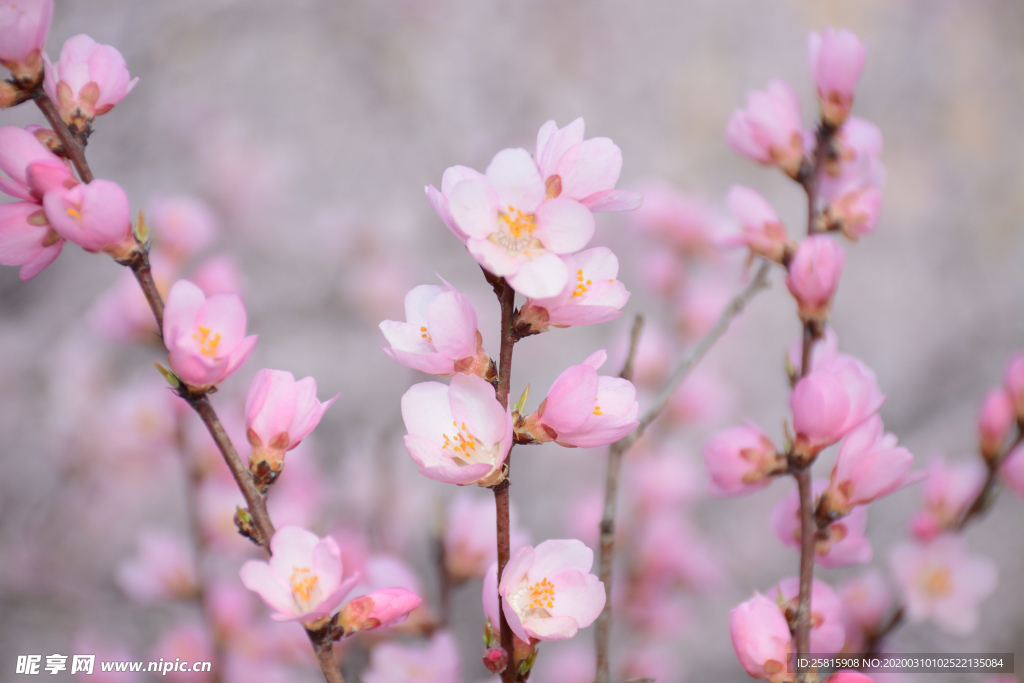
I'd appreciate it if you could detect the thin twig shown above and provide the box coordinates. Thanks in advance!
[33,93,93,183]
[594,263,772,683]
[308,627,346,683]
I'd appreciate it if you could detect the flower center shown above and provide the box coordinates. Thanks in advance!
[919,565,953,598]
[192,325,221,358]
[419,325,432,343]
[572,269,593,299]
[442,420,480,464]
[290,567,319,607]
[528,578,555,610]
[491,206,542,253]
[65,205,83,221]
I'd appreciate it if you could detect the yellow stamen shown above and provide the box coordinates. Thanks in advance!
[192,325,222,358]
[920,565,953,598]
[420,325,432,342]
[500,206,536,239]
[290,567,319,604]
[528,578,556,610]
[66,206,82,221]
[593,405,603,415]
[572,269,589,299]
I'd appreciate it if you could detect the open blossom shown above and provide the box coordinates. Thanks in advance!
[785,235,845,322]
[533,118,642,212]
[808,27,866,128]
[485,539,605,642]
[890,535,997,635]
[978,387,1014,458]
[909,456,987,540]
[239,526,359,626]
[401,372,512,486]
[729,592,792,683]
[380,278,489,377]
[519,349,639,448]
[43,34,138,126]
[726,79,806,178]
[703,422,784,496]
[791,353,884,457]
[0,200,63,279]
[335,587,422,635]
[772,481,871,568]
[245,369,338,474]
[441,147,595,298]
[163,279,258,390]
[819,415,915,517]
[517,247,630,332]
[444,493,530,581]
[363,632,460,683]
[43,178,135,258]
[721,185,793,264]
[776,578,846,655]
[0,0,52,80]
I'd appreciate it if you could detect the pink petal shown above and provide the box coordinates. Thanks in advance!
[548,569,605,628]
[239,560,296,618]
[449,373,507,446]
[580,189,643,212]
[535,118,585,180]
[401,382,454,438]
[505,249,569,299]
[530,539,594,577]
[534,197,594,254]
[558,137,623,200]
[428,290,478,360]
[448,178,500,241]
[541,363,598,434]
[485,148,545,214]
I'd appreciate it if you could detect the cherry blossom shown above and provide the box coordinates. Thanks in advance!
[43,34,138,126]
[729,592,792,683]
[703,422,784,496]
[808,27,866,128]
[518,247,629,332]
[726,79,806,178]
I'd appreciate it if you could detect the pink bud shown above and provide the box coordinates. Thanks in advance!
[245,369,338,473]
[1004,353,1024,418]
[822,415,915,516]
[162,279,258,390]
[42,179,134,258]
[0,0,52,80]
[703,422,783,496]
[43,34,138,126]
[776,577,846,655]
[726,79,806,178]
[978,387,1014,458]
[791,353,884,457]
[729,592,792,682]
[890,535,997,635]
[0,200,63,280]
[336,587,422,635]
[819,118,885,240]
[482,647,508,674]
[519,247,630,331]
[785,235,845,321]
[1002,443,1024,500]
[723,185,792,263]
[524,349,639,448]
[772,481,871,567]
[808,27,867,128]
[0,125,73,202]
[239,526,359,626]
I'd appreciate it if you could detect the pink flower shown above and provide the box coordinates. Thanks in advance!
[729,592,792,683]
[1000,443,1024,498]
[401,372,513,486]
[146,195,217,263]
[150,623,213,683]
[335,587,422,635]
[0,125,73,202]
[722,185,792,263]
[534,118,642,212]
[116,530,197,603]
[42,178,135,258]
[521,349,639,448]
[785,235,845,322]
[239,526,359,626]
[633,512,723,592]
[909,456,987,539]
[380,278,488,376]
[363,632,460,683]
[820,415,915,516]
[486,539,605,642]
[808,27,866,128]
[43,34,138,125]
[1004,353,1024,418]
[163,279,258,390]
[840,570,893,648]
[0,0,51,80]
[791,353,884,457]
[890,535,997,635]
[978,387,1014,458]
[518,247,630,332]
[440,147,595,298]
[819,118,885,240]
[444,492,530,581]
[0,200,63,279]
[726,79,806,178]
[776,578,846,655]
[703,422,784,496]
[626,183,718,253]
[245,369,338,473]
[772,481,871,567]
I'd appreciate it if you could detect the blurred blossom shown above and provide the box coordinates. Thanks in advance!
[666,364,735,426]
[116,529,197,603]
[840,570,893,650]
[445,492,530,581]
[87,252,173,342]
[808,27,866,128]
[363,631,460,683]
[909,456,987,540]
[625,448,701,513]
[626,182,719,253]
[146,195,218,263]
[190,253,245,296]
[150,622,214,683]
[772,481,871,567]
[726,79,806,178]
[775,577,846,655]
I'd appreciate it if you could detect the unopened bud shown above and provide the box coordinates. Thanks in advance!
[482,647,507,675]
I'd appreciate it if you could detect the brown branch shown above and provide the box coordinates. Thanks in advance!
[792,468,814,680]
[307,626,346,683]
[33,93,94,183]
[492,276,518,683]
[594,314,644,683]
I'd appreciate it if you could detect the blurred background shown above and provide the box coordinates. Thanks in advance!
[2,0,1024,681]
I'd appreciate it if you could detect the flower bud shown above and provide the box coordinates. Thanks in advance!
[978,387,1014,460]
[42,178,135,258]
[785,235,845,322]
[729,592,792,682]
[1004,353,1024,420]
[43,34,138,132]
[723,185,794,264]
[703,423,784,496]
[808,27,866,128]
[336,587,422,635]
[482,647,508,675]
[0,0,52,84]
[726,79,806,179]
